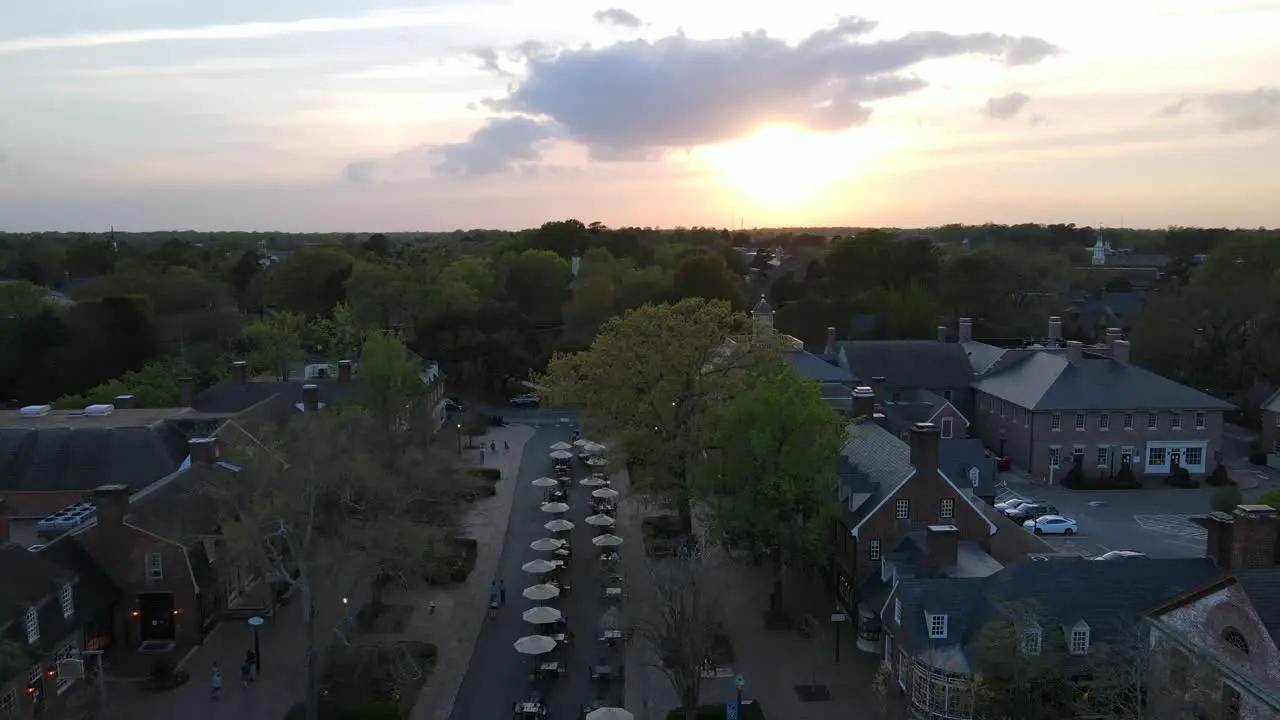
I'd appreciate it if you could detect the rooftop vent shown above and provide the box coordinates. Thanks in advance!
[36,502,98,536]
[84,404,115,417]
[19,404,52,418]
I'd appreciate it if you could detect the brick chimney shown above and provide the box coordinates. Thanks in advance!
[189,437,219,465]
[302,384,320,412]
[1048,316,1062,343]
[1229,505,1279,569]
[91,485,131,529]
[936,325,948,343]
[114,394,135,409]
[852,386,875,420]
[338,360,353,382]
[910,422,941,478]
[958,318,973,344]
[232,360,249,385]
[0,498,10,545]
[824,327,837,356]
[1112,340,1130,365]
[926,524,960,572]
[1206,511,1234,568]
[1066,340,1083,363]
[178,377,195,408]
[1105,328,1123,352]
[870,376,887,409]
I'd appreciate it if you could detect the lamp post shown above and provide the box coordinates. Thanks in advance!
[998,429,1006,459]
[734,673,745,708]
[247,616,264,675]
[455,423,462,456]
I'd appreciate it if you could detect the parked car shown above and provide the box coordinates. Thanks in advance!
[995,497,1031,513]
[1092,550,1147,560]
[1006,503,1058,522]
[1022,515,1078,535]
[509,394,541,408]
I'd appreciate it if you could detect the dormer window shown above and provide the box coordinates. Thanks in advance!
[60,583,74,619]
[894,598,902,625]
[928,613,948,639]
[1222,627,1249,654]
[1022,626,1043,655]
[1068,622,1091,655]
[25,607,39,645]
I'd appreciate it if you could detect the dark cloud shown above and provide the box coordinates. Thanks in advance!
[344,117,561,182]
[1158,97,1193,118]
[985,92,1031,120]
[593,8,642,28]
[1205,87,1280,131]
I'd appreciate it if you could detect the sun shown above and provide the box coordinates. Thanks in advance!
[700,123,862,206]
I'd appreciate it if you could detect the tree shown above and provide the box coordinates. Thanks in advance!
[0,279,50,320]
[631,551,726,720]
[245,312,309,380]
[263,248,354,317]
[669,252,745,310]
[879,283,940,340]
[54,361,182,409]
[699,363,843,609]
[349,329,429,464]
[537,298,776,534]
[64,236,117,278]
[1210,484,1243,512]
[1255,490,1280,510]
[968,599,1074,720]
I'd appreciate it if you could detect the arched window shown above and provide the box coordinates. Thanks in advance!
[1222,627,1249,654]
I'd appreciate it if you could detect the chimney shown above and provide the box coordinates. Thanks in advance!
[824,327,837,356]
[189,437,219,466]
[1105,328,1123,351]
[870,376,887,409]
[1112,340,1130,365]
[338,360,353,382]
[1205,511,1234,569]
[114,394,135,409]
[232,360,249,385]
[937,325,948,343]
[302,384,320,412]
[910,422,941,477]
[958,318,973,344]
[1228,505,1279,569]
[852,386,875,420]
[926,525,960,572]
[91,484,131,529]
[1048,316,1063,343]
[178,377,195,408]
[0,498,9,545]
[1066,340,1083,363]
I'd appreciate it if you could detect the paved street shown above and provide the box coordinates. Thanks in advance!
[448,418,623,720]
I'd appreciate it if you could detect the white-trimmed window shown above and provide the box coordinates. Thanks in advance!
[1096,447,1109,467]
[145,552,163,580]
[1048,446,1061,468]
[0,687,16,715]
[868,539,882,561]
[1185,446,1204,467]
[1070,625,1091,655]
[53,640,81,693]
[1099,413,1109,431]
[1171,412,1182,430]
[1051,413,1061,430]
[895,499,910,520]
[1147,412,1158,430]
[1022,626,1043,655]
[27,664,41,686]
[939,498,954,520]
[928,614,948,639]
[940,417,953,439]
[894,598,902,625]
[1149,447,1166,467]
[60,583,74,619]
[1195,411,1206,430]
[1123,412,1133,430]
[1075,413,1086,431]
[24,608,39,645]
[1121,447,1134,466]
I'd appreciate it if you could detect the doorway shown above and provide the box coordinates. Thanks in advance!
[138,593,175,642]
[1169,448,1181,469]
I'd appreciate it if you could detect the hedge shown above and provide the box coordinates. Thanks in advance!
[665,701,767,720]
[1164,467,1199,488]
[284,701,400,720]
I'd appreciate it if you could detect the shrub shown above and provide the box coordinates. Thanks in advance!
[1207,464,1234,487]
[1249,451,1268,466]
[1211,484,1244,513]
[665,701,767,720]
[1115,463,1137,487]
[1255,490,1280,511]
[426,538,477,585]
[469,467,501,482]
[642,515,684,540]
[1164,467,1199,488]
[1062,463,1086,489]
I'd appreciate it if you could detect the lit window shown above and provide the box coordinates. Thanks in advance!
[1099,413,1109,430]
[1022,627,1042,655]
[146,552,163,580]
[928,614,948,639]
[1070,626,1090,654]
[24,608,39,645]
[1147,412,1158,430]
[60,583,74,619]
[1149,447,1166,467]
[1185,447,1203,467]
[1123,412,1133,430]
[939,499,954,520]
[1171,412,1182,430]
[1195,411,1206,430]
[869,540,881,561]
[895,499,910,520]
[1051,413,1061,430]
[27,664,41,686]
[894,598,902,625]
[1074,413,1085,431]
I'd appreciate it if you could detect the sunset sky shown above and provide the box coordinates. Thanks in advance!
[1,0,1277,231]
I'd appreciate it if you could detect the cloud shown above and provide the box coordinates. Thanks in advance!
[593,8,642,28]
[1205,87,1280,131]
[345,116,560,182]
[1158,97,1193,118]
[985,92,1031,120]
[0,8,481,54]
[1029,114,1049,127]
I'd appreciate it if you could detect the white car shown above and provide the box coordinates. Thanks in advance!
[995,497,1031,513]
[1023,515,1078,536]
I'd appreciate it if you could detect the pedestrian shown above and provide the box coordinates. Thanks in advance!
[240,658,252,687]
[503,440,509,454]
[210,662,222,701]
[498,578,507,605]
[480,448,485,463]
[490,440,496,453]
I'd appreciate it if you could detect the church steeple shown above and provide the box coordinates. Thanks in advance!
[752,295,774,341]
[1091,230,1107,266]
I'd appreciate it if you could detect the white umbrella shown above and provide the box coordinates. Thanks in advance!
[592,487,620,499]
[585,457,609,466]
[550,450,574,460]
[582,441,607,454]
[580,477,607,487]
[523,583,561,601]
[522,559,559,574]
[572,438,591,446]
[592,534,624,547]
[544,519,575,532]
[586,709,634,720]
[522,606,563,624]
[531,477,558,487]
[530,537,564,552]
[541,502,570,514]
[585,514,616,527]
[550,441,573,451]
[514,635,557,656]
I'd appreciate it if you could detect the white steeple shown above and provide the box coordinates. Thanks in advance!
[751,295,774,342]
[1091,232,1107,266]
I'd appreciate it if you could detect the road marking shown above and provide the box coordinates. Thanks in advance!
[1132,514,1208,540]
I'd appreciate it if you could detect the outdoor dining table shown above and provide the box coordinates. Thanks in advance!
[514,700,548,718]
[553,548,571,559]
[537,661,565,679]
[590,664,618,681]
[601,585,624,601]
[598,629,624,644]
[550,631,574,645]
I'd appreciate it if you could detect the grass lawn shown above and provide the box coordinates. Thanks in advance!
[355,603,415,634]
[425,537,477,585]
[287,641,438,719]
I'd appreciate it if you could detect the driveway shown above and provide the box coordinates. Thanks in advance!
[448,420,621,720]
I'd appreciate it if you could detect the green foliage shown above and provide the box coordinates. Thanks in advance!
[1115,463,1137,487]
[319,641,437,714]
[1164,466,1199,488]
[245,311,309,380]
[664,702,767,720]
[425,538,477,585]
[0,279,50,320]
[1254,490,1280,510]
[0,639,27,683]
[1206,464,1234,487]
[54,361,183,409]
[1211,484,1244,513]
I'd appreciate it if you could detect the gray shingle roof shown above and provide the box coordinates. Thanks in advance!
[839,340,974,389]
[193,380,353,416]
[938,438,995,498]
[1234,568,1280,646]
[836,421,912,526]
[971,351,1234,411]
[786,350,854,383]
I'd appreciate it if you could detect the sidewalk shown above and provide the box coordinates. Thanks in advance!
[407,423,534,720]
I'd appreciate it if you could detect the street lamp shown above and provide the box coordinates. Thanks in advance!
[734,673,746,709]
[455,423,462,455]
[998,429,1006,458]
[247,616,264,675]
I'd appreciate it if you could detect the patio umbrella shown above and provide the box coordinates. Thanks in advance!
[585,457,609,466]
[550,450,574,460]
[585,514,616,527]
[544,519,575,532]
[514,635,557,655]
[580,477,607,487]
[540,502,570,514]
[592,534,624,547]
[531,477,558,487]
[522,559,558,574]
[550,441,574,451]
[592,487,620,499]
[582,441,607,454]
[522,606,563,624]
[572,438,591,446]
[586,709,634,720]
[530,537,564,552]
[523,583,561,601]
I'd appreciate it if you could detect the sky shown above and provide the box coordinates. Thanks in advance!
[1,0,1278,232]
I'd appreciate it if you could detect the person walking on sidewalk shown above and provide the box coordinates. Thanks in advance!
[240,658,252,687]
[210,662,223,701]
[497,578,507,605]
